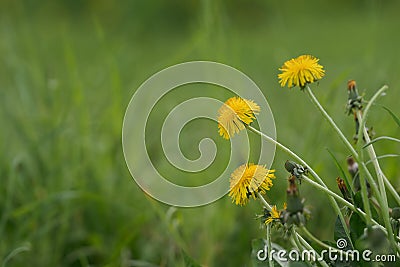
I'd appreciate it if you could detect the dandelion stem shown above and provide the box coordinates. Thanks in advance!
[357,109,399,253]
[301,175,352,207]
[356,110,373,226]
[305,84,400,252]
[266,224,274,267]
[304,86,383,205]
[357,86,400,206]
[304,85,381,222]
[305,86,358,156]
[299,226,351,258]
[257,192,272,211]
[295,230,330,267]
[255,194,328,266]
[291,229,303,250]
[301,175,384,231]
[247,125,353,246]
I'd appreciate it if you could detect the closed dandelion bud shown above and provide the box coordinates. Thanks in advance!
[286,176,303,213]
[347,80,359,101]
[391,207,400,220]
[346,80,363,115]
[336,177,352,202]
[346,157,358,178]
[390,208,400,235]
[347,157,371,197]
[358,226,388,252]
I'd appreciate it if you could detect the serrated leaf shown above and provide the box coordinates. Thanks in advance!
[334,216,347,241]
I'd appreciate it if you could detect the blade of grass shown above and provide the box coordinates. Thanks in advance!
[382,106,400,128]
[363,136,400,148]
[326,148,354,193]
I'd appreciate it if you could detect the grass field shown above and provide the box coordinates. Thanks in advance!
[1,1,400,266]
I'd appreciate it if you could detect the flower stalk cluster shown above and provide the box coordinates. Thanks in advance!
[216,54,400,264]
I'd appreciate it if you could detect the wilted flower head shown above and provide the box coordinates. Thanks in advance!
[264,205,281,225]
[278,55,325,89]
[336,177,352,203]
[229,163,275,206]
[217,97,260,139]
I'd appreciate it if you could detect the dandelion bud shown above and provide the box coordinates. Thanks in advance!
[346,79,363,115]
[336,177,352,202]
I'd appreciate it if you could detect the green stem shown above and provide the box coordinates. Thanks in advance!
[257,193,328,266]
[358,86,400,206]
[357,110,399,253]
[301,175,385,232]
[257,192,272,211]
[266,224,274,267]
[248,125,353,243]
[290,229,320,267]
[295,231,329,267]
[291,228,303,251]
[356,111,373,226]
[299,226,353,258]
[304,86,383,222]
[305,85,399,252]
[301,175,353,209]
[305,86,358,156]
[304,86,380,194]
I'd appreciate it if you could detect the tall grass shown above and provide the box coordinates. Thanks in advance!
[1,1,400,266]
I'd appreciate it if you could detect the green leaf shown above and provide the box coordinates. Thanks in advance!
[362,136,400,148]
[349,212,366,244]
[352,191,363,209]
[2,242,31,267]
[365,154,400,166]
[182,250,202,267]
[326,148,354,195]
[382,106,400,128]
[334,216,353,250]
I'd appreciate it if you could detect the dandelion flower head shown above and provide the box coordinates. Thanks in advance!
[265,205,281,225]
[217,97,260,139]
[278,55,325,89]
[229,163,275,206]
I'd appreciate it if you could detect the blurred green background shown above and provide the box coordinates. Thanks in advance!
[1,0,400,266]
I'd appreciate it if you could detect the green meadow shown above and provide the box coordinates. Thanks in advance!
[1,1,400,266]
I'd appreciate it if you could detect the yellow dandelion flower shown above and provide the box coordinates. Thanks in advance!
[217,97,260,139]
[265,205,281,225]
[278,55,325,89]
[229,163,275,206]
